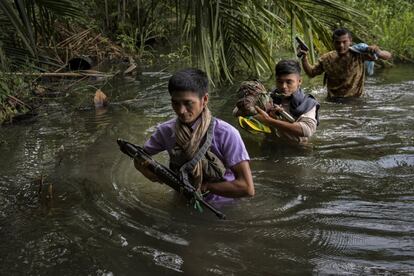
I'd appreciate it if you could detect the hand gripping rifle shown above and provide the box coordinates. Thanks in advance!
[117,139,226,219]
[295,36,309,58]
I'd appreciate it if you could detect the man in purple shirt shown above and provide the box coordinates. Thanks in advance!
[134,68,254,198]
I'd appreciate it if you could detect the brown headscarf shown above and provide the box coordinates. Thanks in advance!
[174,107,212,189]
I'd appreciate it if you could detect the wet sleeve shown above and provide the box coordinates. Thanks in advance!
[143,126,167,155]
[297,106,317,138]
[220,126,250,168]
[306,57,325,77]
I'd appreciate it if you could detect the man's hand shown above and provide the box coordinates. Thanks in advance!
[197,161,254,198]
[254,106,272,124]
[268,104,284,118]
[200,182,209,193]
[367,45,380,54]
[297,45,308,58]
[134,159,160,182]
[368,44,392,60]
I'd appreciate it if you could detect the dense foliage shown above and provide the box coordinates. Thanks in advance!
[347,0,414,62]
[1,0,367,82]
[0,0,413,120]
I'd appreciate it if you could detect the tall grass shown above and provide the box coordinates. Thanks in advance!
[374,9,414,61]
[348,0,414,61]
[0,50,32,124]
[0,72,32,124]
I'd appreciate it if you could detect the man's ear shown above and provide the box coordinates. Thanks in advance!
[202,94,209,107]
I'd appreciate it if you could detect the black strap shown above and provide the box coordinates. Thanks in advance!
[179,117,216,186]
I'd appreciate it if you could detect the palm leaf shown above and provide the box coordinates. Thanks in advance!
[0,0,36,56]
[0,0,82,68]
[35,0,82,18]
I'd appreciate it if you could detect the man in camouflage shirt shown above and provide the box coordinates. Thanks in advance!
[299,28,392,99]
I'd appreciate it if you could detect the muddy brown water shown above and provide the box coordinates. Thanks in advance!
[1,65,413,275]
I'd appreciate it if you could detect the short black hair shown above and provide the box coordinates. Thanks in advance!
[275,59,301,76]
[332,28,352,40]
[168,68,208,98]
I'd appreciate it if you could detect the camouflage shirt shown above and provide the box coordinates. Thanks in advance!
[306,51,369,98]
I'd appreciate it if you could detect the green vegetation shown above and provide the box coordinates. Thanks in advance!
[0,71,33,123]
[1,1,366,82]
[0,0,413,123]
[347,0,414,62]
[0,47,27,123]
[2,0,413,78]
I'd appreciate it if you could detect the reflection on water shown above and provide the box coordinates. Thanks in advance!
[1,66,414,275]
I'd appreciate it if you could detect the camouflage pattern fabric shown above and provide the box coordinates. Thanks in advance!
[232,80,273,117]
[307,51,366,98]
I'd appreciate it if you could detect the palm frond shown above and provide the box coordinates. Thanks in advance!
[35,0,82,18]
[0,0,36,56]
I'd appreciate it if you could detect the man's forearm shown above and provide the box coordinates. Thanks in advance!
[378,49,392,60]
[203,161,254,198]
[301,56,315,77]
[266,117,304,136]
[204,179,254,198]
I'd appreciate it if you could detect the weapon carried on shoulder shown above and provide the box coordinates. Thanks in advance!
[117,138,226,219]
[295,36,309,58]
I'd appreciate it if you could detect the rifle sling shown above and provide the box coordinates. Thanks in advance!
[178,118,215,186]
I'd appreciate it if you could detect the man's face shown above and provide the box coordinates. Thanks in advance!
[276,73,301,97]
[171,91,208,124]
[334,34,352,55]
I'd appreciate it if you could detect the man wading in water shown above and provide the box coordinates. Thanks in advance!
[299,28,392,100]
[254,60,320,145]
[134,68,255,199]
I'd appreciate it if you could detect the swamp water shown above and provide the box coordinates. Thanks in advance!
[1,65,413,275]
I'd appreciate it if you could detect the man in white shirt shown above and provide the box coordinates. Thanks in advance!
[255,59,320,145]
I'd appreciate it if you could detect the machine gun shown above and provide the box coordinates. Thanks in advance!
[117,138,226,219]
[295,36,309,58]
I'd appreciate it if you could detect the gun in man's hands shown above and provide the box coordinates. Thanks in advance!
[117,138,226,219]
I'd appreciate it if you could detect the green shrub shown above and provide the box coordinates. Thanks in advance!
[0,72,32,124]
[348,0,414,61]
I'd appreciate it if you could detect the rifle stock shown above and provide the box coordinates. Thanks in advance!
[117,138,226,219]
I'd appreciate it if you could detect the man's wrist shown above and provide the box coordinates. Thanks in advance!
[265,116,277,125]
[201,182,210,193]
[301,54,308,63]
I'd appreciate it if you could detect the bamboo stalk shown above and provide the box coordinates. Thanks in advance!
[104,0,109,29]
[7,95,31,109]
[53,63,68,73]
[56,28,91,47]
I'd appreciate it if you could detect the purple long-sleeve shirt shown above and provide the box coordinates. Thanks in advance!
[144,117,250,182]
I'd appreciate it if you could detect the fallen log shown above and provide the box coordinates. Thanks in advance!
[3,70,113,78]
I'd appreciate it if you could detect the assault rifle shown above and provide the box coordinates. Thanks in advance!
[295,36,309,58]
[117,139,226,219]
